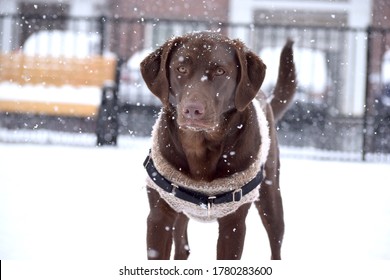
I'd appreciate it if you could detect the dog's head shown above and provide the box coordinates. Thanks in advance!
[140,31,266,131]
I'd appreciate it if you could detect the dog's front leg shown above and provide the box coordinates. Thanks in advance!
[216,203,251,260]
[173,213,190,260]
[254,154,284,260]
[146,188,178,260]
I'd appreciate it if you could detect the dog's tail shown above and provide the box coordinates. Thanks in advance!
[270,39,297,122]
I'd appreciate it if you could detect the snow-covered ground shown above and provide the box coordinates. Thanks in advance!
[0,137,389,261]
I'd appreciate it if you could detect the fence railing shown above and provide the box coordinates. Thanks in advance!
[0,14,389,161]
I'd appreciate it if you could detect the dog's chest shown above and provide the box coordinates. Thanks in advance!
[174,122,260,182]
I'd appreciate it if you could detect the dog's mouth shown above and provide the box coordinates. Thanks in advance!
[177,118,219,132]
[178,120,219,132]
[174,101,220,132]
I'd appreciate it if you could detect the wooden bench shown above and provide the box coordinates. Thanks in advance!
[0,53,117,117]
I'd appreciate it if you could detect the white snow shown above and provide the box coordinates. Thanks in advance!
[382,50,390,83]
[0,82,101,106]
[0,138,389,261]
[23,30,101,58]
[126,49,153,69]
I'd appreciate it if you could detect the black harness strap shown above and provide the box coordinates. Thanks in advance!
[143,153,264,208]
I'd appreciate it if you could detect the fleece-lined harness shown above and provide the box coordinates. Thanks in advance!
[144,153,264,214]
[144,99,270,222]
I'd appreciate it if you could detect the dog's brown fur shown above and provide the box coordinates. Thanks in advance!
[141,31,296,260]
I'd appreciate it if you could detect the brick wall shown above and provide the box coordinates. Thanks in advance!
[106,0,229,58]
[108,0,229,21]
[368,0,390,96]
[372,0,390,28]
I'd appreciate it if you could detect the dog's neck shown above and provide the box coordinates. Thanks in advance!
[158,104,260,181]
[177,129,224,181]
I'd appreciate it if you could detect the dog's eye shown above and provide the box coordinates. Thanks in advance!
[215,68,225,76]
[177,66,187,74]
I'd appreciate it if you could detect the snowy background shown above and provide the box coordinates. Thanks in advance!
[1,136,389,261]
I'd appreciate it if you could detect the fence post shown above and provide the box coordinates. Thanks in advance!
[362,26,372,161]
[98,15,106,55]
[95,58,123,146]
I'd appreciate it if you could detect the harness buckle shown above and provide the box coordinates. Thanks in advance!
[143,153,152,168]
[233,189,243,202]
[171,183,179,195]
[207,196,216,218]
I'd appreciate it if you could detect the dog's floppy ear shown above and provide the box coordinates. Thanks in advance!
[140,38,178,106]
[233,40,266,111]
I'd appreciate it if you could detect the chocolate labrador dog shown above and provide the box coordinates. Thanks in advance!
[141,31,296,260]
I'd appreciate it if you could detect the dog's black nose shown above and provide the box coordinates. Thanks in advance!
[182,101,205,119]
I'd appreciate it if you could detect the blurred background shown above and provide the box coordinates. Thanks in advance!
[0,0,389,161]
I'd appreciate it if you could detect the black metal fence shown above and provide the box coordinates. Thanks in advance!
[0,14,389,161]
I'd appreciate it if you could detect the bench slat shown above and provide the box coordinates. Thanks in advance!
[0,53,116,87]
[0,100,98,117]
